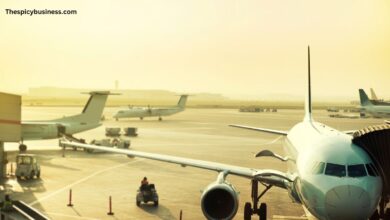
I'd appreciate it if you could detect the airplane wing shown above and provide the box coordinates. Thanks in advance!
[229,124,288,136]
[60,141,292,188]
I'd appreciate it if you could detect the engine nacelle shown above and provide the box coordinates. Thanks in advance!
[200,181,239,220]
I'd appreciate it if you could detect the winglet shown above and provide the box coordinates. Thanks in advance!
[304,46,313,122]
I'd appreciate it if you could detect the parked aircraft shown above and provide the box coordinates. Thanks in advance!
[371,88,379,100]
[370,88,390,106]
[21,91,111,151]
[61,48,384,220]
[359,89,390,118]
[113,95,189,121]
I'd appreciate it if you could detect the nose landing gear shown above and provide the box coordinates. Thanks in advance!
[244,179,272,220]
[371,196,390,220]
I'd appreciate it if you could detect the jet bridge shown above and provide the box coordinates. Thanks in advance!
[352,124,390,217]
[0,92,21,178]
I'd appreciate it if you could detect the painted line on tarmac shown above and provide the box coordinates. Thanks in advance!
[29,159,143,206]
[273,216,308,220]
[44,212,100,220]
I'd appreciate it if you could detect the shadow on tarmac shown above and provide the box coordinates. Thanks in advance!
[139,203,177,220]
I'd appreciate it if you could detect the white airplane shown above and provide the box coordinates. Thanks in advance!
[359,89,390,118]
[371,88,379,101]
[61,48,384,220]
[113,95,189,121]
[20,91,111,151]
[370,88,390,106]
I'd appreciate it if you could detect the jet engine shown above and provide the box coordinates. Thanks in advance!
[200,179,239,220]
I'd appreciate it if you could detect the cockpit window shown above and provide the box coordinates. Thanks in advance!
[311,162,325,174]
[366,163,379,177]
[325,163,346,177]
[347,164,367,177]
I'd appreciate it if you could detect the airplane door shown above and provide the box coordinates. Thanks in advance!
[57,125,66,137]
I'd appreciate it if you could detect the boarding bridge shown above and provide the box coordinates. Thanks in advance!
[352,124,390,217]
[0,93,49,219]
[0,92,21,178]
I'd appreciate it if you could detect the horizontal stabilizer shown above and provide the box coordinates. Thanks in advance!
[229,124,288,136]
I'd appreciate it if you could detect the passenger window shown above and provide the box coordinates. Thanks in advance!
[366,163,379,177]
[348,164,367,177]
[325,163,346,177]
[312,162,325,174]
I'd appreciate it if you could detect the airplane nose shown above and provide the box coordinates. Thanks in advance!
[325,185,371,220]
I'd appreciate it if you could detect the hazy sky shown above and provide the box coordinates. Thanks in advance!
[1,1,389,100]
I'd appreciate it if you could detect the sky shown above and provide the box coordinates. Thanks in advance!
[0,0,389,101]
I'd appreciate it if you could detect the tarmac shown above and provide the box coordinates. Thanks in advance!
[0,107,385,220]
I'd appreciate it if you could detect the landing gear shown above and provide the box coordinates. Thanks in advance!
[244,179,271,220]
[244,202,251,220]
[259,203,267,220]
[140,117,143,120]
[158,117,162,121]
[376,195,390,220]
[369,210,379,220]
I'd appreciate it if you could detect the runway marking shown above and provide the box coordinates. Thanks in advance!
[273,215,308,220]
[29,159,143,206]
[44,212,100,220]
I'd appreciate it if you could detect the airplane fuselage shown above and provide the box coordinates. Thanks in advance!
[361,105,390,118]
[284,121,382,219]
[114,107,184,119]
[21,121,101,140]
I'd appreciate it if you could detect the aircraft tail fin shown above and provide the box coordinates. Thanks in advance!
[56,91,112,124]
[359,89,373,106]
[304,46,313,122]
[177,95,189,108]
[370,88,378,100]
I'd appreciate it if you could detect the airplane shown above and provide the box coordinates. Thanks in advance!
[61,48,385,220]
[113,95,189,121]
[371,88,379,101]
[359,89,390,118]
[20,91,112,151]
[370,88,390,106]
